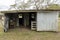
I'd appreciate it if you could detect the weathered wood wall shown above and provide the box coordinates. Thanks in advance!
[24,13,29,27]
[37,11,59,31]
[4,14,9,32]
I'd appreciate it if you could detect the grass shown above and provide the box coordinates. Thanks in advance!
[0,19,60,40]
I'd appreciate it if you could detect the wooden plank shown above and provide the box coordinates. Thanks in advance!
[4,14,9,32]
[0,9,60,13]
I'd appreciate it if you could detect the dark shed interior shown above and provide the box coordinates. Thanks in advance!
[4,12,37,31]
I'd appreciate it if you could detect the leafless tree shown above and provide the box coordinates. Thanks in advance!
[46,0,57,7]
[9,0,57,10]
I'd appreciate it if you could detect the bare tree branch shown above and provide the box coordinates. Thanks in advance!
[9,0,57,10]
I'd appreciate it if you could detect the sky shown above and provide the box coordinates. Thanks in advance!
[0,0,15,10]
[0,0,60,10]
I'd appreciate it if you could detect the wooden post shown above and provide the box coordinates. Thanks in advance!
[17,14,19,27]
[4,14,9,32]
[24,14,26,27]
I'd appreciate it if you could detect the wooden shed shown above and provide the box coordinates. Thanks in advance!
[0,9,59,32]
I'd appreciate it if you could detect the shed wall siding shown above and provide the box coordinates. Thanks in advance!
[37,11,59,31]
[0,13,4,28]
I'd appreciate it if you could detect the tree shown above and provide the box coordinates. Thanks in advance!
[9,0,57,10]
[34,0,44,10]
[46,0,57,8]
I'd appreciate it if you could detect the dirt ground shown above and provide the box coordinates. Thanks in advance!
[0,19,60,40]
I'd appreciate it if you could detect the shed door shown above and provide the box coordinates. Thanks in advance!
[37,12,58,31]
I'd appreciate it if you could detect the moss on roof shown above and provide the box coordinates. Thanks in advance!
[46,4,60,10]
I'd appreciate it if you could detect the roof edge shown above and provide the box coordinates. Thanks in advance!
[0,9,60,13]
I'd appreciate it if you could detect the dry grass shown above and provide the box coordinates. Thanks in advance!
[0,20,60,40]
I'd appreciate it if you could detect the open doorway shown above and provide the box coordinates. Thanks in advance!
[29,12,36,29]
[4,12,37,32]
[19,14,24,26]
[18,12,36,29]
[8,12,37,30]
[9,13,17,29]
